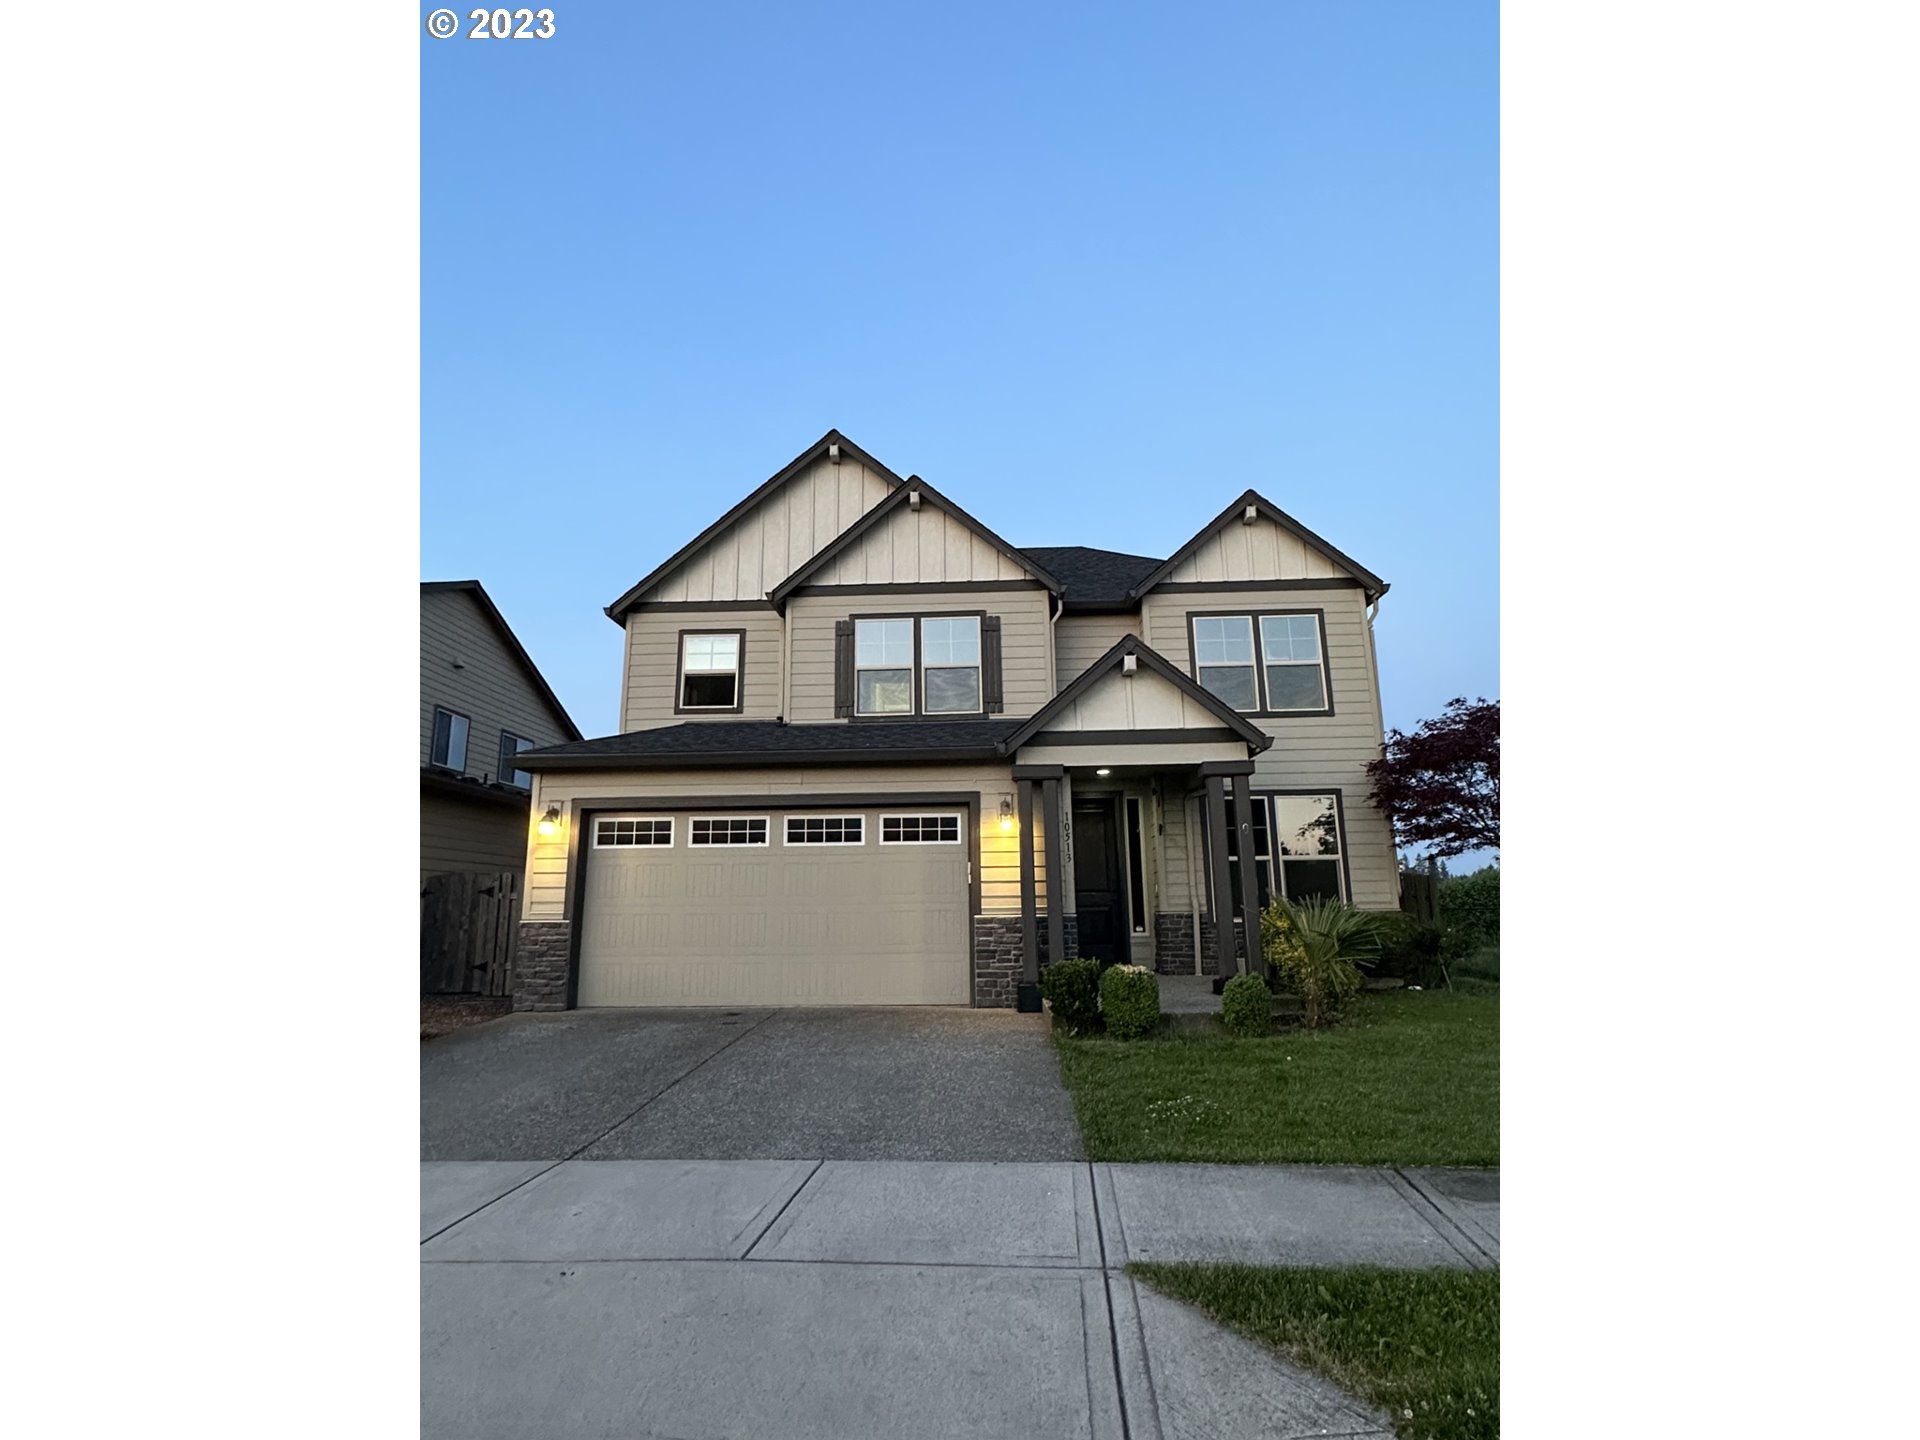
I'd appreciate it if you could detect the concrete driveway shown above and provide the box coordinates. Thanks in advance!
[421,1006,1085,1162]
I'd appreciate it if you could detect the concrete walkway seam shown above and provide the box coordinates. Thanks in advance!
[1387,1169,1495,1270]
[738,1159,825,1259]
[1086,1160,1140,1440]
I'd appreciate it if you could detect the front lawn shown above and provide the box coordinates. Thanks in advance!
[1052,989,1497,1165]
[1131,1262,1498,1440]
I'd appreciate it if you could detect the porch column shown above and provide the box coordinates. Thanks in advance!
[1231,769,1263,982]
[1017,778,1038,989]
[1042,775,1066,967]
[1202,774,1235,981]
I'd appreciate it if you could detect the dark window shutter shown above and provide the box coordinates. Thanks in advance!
[982,615,1004,713]
[834,620,855,717]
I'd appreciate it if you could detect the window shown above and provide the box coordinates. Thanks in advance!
[689,816,769,846]
[1258,614,1328,712]
[1125,797,1148,934]
[785,815,864,845]
[1191,616,1258,710]
[679,632,742,710]
[595,817,673,847]
[880,814,961,844]
[1272,794,1344,902]
[920,616,982,714]
[853,615,985,717]
[854,618,916,715]
[1222,794,1274,912]
[430,707,469,771]
[498,732,534,788]
[1190,612,1331,714]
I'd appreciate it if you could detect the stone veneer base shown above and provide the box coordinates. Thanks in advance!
[971,915,1078,1008]
[513,922,572,1012]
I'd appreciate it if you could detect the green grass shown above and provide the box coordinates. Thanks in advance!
[1131,1262,1498,1440]
[1052,989,1497,1165]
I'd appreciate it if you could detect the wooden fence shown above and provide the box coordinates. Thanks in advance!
[421,870,519,996]
[1398,868,1440,925]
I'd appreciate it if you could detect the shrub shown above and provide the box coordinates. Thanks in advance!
[1262,897,1390,1029]
[1220,973,1272,1037]
[1100,964,1160,1040]
[1438,866,1499,947]
[1373,912,1447,988]
[1038,957,1102,1032]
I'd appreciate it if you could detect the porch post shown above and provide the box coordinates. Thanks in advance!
[1231,770,1262,982]
[1202,774,1235,982]
[1042,775,1066,967]
[1017,778,1038,988]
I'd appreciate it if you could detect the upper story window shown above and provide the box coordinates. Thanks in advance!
[430,707,469,771]
[855,618,916,715]
[1190,611,1331,715]
[840,613,998,719]
[498,732,534,789]
[679,631,742,711]
[920,616,982,714]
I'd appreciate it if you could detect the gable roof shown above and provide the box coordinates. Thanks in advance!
[1126,490,1389,603]
[1018,545,1164,610]
[421,580,583,740]
[999,634,1273,754]
[767,477,1063,608]
[603,429,911,623]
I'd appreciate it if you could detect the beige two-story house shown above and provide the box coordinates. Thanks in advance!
[509,431,1393,1012]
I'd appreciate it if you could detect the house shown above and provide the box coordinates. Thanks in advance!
[421,580,581,883]
[508,431,1393,1012]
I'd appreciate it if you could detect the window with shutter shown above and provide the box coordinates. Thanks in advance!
[833,620,855,718]
[982,615,1004,713]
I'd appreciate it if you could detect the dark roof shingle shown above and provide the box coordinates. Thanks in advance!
[514,719,1023,770]
[1017,546,1164,609]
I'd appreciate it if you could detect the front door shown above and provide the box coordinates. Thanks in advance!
[1072,797,1128,968]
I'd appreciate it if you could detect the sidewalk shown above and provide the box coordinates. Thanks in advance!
[422,1159,1497,1439]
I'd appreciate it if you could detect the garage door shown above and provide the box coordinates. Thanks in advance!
[577,809,972,1006]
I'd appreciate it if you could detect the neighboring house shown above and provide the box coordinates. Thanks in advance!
[421,581,581,882]
[509,431,1393,1013]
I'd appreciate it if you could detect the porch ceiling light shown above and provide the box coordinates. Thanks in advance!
[537,804,561,837]
[998,794,1014,832]
[1095,768,1112,777]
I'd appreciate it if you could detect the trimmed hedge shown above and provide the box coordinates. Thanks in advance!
[1220,974,1272,1037]
[1038,957,1102,1032]
[1100,965,1160,1040]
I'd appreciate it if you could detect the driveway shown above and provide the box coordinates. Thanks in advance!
[421,1006,1085,1162]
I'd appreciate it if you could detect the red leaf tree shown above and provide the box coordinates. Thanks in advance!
[1366,697,1499,858]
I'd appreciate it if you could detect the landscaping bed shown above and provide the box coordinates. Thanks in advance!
[1052,989,1498,1166]
[1131,1261,1498,1440]
[421,994,511,1041]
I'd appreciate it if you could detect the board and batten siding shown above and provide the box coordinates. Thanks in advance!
[1142,585,1397,910]
[1053,614,1140,691]
[621,607,783,731]
[785,588,1054,723]
[808,501,1037,587]
[522,765,1060,923]
[640,455,896,604]
[1164,514,1354,584]
[420,588,574,780]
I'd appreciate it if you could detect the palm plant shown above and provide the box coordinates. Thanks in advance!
[1260,897,1392,1029]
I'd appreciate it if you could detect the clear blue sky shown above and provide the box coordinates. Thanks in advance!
[423,1,1498,769]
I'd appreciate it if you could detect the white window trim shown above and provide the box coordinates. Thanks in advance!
[919,616,985,717]
[1256,613,1330,714]
[431,706,470,770]
[1270,792,1346,902]
[1189,615,1260,713]
[878,812,964,845]
[688,815,772,847]
[854,616,918,718]
[501,731,535,789]
[593,816,675,848]
[679,632,742,711]
[783,814,867,846]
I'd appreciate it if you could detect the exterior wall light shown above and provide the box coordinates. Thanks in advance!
[1095,768,1112,777]
[537,804,562,838]
[998,794,1014,832]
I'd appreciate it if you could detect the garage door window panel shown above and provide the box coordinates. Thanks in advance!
[690,816,770,846]
[881,814,962,844]
[785,815,865,845]
[595,817,673,847]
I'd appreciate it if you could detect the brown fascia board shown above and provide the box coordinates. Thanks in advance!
[514,744,1007,772]
[766,477,1065,610]
[1126,489,1390,603]
[602,429,912,624]
[420,580,583,740]
[995,634,1272,754]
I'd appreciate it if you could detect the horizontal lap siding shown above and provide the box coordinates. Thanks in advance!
[1144,587,1396,910]
[622,609,783,730]
[1054,614,1139,690]
[787,590,1053,723]
[421,792,529,880]
[523,764,1059,922]
[421,590,575,779]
